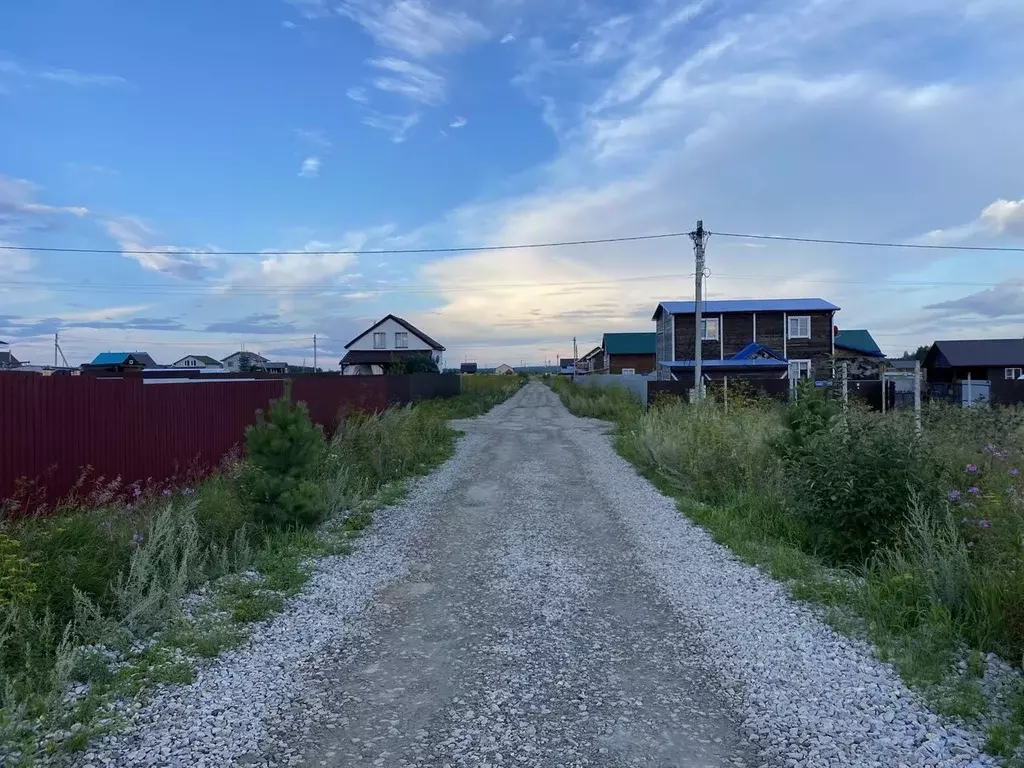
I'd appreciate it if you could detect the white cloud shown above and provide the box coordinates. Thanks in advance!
[449,115,467,128]
[346,86,370,104]
[103,217,216,279]
[405,0,1024,361]
[299,156,322,177]
[338,0,489,59]
[361,110,421,142]
[0,60,127,89]
[500,33,516,44]
[922,199,1024,243]
[282,20,298,29]
[0,174,89,238]
[368,57,446,105]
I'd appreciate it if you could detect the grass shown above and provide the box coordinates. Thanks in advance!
[552,378,1024,762]
[0,374,524,761]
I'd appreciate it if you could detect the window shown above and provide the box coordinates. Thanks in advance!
[788,315,811,339]
[1006,368,1023,380]
[373,332,386,349]
[701,317,720,341]
[395,332,408,349]
[621,368,635,375]
[789,359,812,380]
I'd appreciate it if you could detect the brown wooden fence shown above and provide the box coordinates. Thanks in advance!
[0,372,459,513]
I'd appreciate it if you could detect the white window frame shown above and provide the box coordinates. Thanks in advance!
[395,331,409,349]
[789,359,812,380]
[787,315,811,339]
[1006,367,1023,380]
[373,332,387,350]
[701,317,720,341]
[621,367,635,376]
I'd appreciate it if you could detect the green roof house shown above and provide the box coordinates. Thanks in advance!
[599,332,657,375]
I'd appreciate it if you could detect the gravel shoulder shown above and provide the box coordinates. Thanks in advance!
[81,382,996,767]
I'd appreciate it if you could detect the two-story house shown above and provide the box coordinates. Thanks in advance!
[652,298,840,382]
[340,314,445,375]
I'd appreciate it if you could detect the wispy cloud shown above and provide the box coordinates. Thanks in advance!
[299,157,322,177]
[449,116,468,128]
[103,216,216,279]
[0,174,89,239]
[925,279,1024,318]
[338,0,489,59]
[285,0,331,19]
[361,110,421,143]
[346,86,370,104]
[368,57,446,105]
[500,33,516,44]
[0,60,127,89]
[295,128,332,149]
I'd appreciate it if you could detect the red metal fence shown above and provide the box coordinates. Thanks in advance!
[0,373,458,513]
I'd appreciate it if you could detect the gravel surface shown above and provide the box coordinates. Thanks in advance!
[76,382,996,767]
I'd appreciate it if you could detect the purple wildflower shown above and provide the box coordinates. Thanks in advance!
[131,532,144,546]
[182,487,195,496]
[948,489,962,502]
[1011,468,1020,478]
[162,488,172,497]
[966,464,979,474]
[968,486,981,496]
[980,520,992,529]
[987,444,997,454]
[132,486,142,498]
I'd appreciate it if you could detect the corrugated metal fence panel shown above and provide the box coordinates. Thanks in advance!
[1,373,461,513]
[139,379,284,485]
[290,376,390,431]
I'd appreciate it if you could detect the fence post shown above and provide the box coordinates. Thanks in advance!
[914,361,922,434]
[967,372,972,408]
[841,362,849,408]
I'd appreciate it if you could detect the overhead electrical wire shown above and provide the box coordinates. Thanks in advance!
[3,228,1024,256]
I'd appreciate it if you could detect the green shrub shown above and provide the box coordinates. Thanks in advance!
[243,390,326,529]
[0,534,37,609]
[781,405,939,564]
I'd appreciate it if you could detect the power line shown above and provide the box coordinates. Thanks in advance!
[711,231,1024,253]
[0,231,689,257]
[3,228,1024,257]
[0,272,696,296]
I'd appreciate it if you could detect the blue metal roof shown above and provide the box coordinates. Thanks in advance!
[91,352,133,365]
[660,358,789,369]
[654,298,839,319]
[732,342,787,361]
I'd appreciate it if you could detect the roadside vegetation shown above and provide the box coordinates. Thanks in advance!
[0,375,523,763]
[551,377,1024,764]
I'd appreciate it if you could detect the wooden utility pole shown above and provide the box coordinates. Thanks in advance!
[690,220,708,400]
[313,334,317,371]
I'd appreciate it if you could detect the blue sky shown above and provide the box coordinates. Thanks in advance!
[2,0,1024,368]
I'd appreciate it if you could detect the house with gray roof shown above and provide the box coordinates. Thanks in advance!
[924,339,1024,384]
[172,354,224,369]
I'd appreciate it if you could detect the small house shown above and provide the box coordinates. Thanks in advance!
[172,354,224,369]
[0,341,22,370]
[340,314,445,375]
[460,362,478,375]
[494,363,515,375]
[82,352,158,373]
[576,347,603,374]
[833,329,884,380]
[602,332,656,375]
[924,339,1024,404]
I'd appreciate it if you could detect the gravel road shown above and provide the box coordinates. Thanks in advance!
[82,382,993,768]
